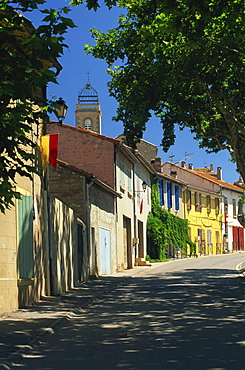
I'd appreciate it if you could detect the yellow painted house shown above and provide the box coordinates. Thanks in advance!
[158,161,224,256]
[182,185,223,255]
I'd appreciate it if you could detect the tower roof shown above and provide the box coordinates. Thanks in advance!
[78,79,99,104]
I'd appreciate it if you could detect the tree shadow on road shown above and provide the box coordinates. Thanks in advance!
[9,266,245,370]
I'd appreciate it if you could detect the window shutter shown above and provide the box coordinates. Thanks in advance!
[206,195,211,213]
[187,190,191,210]
[215,198,220,215]
[158,179,164,206]
[175,185,179,211]
[18,195,34,279]
[167,182,172,209]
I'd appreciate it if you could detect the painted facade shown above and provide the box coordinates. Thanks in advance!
[161,161,245,254]
[47,123,154,271]
[49,160,120,277]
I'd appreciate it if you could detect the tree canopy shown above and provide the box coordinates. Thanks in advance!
[0,0,118,213]
[0,0,78,212]
[86,0,245,180]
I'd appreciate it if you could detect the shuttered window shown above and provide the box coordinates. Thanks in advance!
[206,195,211,213]
[158,179,164,206]
[167,182,172,209]
[215,198,220,215]
[232,199,237,218]
[186,190,191,210]
[195,192,202,212]
[127,167,132,194]
[119,160,125,188]
[174,185,179,211]
[18,195,34,279]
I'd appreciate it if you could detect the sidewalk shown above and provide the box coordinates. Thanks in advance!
[0,264,160,369]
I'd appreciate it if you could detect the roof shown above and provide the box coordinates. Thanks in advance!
[78,81,99,104]
[134,151,157,175]
[56,159,122,198]
[50,121,141,164]
[164,162,244,194]
[50,121,120,144]
[157,171,188,186]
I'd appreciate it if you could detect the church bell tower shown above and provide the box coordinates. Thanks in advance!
[75,76,102,134]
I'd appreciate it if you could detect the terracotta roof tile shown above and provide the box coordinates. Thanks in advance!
[164,162,244,193]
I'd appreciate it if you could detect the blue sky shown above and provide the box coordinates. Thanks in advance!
[28,1,239,184]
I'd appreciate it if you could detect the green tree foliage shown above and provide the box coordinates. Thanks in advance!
[147,182,196,260]
[0,0,118,213]
[0,0,77,212]
[86,0,245,180]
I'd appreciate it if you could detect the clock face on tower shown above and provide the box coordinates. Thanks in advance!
[84,119,92,130]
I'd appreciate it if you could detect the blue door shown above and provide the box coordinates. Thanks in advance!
[100,227,111,275]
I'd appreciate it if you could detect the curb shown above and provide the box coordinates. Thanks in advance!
[0,274,136,369]
[236,261,245,277]
[0,316,70,369]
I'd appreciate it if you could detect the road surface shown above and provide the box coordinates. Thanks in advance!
[14,254,245,370]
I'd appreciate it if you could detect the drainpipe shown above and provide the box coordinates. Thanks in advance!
[86,178,95,277]
[114,147,118,271]
[44,188,51,296]
[133,163,137,264]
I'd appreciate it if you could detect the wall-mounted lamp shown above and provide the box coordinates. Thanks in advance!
[55,97,68,124]
[135,181,147,194]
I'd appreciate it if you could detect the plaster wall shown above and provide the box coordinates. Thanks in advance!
[162,163,220,193]
[0,169,45,314]
[90,185,117,275]
[0,206,18,314]
[221,189,245,251]
[134,164,152,259]
[116,151,135,271]
[185,190,223,255]
[48,123,115,188]
[49,196,78,295]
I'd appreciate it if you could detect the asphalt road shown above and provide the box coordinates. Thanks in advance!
[14,254,245,370]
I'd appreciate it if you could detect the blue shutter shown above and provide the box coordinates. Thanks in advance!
[167,182,172,208]
[18,195,34,279]
[158,179,164,206]
[175,185,179,210]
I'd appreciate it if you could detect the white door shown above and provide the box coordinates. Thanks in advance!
[100,227,111,275]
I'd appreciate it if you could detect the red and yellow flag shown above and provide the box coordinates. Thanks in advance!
[40,134,58,171]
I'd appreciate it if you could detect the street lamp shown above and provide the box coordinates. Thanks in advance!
[135,181,147,194]
[55,97,68,124]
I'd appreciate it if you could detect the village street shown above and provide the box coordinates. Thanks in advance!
[10,253,245,369]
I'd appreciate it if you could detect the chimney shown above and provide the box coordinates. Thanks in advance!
[188,163,193,170]
[181,161,186,168]
[151,157,162,173]
[217,167,222,180]
[210,164,214,171]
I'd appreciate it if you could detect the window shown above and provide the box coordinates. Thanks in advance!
[158,179,164,206]
[195,192,202,212]
[224,197,228,214]
[127,167,132,194]
[147,184,150,205]
[167,182,172,209]
[174,184,179,211]
[207,229,212,246]
[186,190,191,210]
[84,118,91,130]
[119,160,125,188]
[232,199,237,218]
[215,198,220,215]
[135,166,141,206]
[206,195,211,213]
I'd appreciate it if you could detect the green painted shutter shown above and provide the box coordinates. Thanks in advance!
[18,195,34,279]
